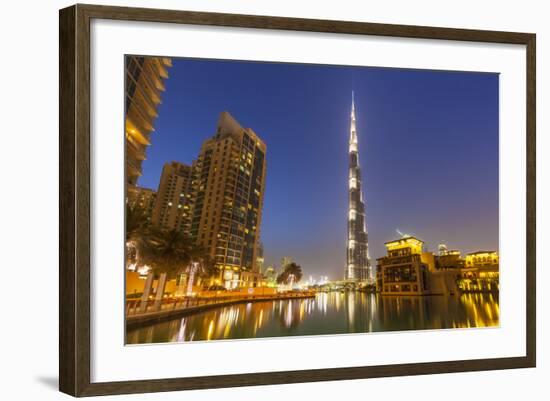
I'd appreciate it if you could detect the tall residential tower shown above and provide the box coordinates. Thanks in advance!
[345,92,371,282]
[190,112,267,289]
[151,161,194,235]
[125,56,172,186]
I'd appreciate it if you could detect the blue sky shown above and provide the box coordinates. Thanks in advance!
[137,57,499,280]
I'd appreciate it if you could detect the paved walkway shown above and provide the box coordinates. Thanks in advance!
[126,292,316,327]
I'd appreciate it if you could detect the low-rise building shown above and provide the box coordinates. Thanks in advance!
[459,251,499,292]
[376,236,432,295]
[464,251,499,268]
[241,270,265,288]
[436,247,463,269]
[377,237,499,295]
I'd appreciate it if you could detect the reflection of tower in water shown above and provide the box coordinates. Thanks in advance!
[279,300,301,329]
[346,292,355,327]
[344,292,377,333]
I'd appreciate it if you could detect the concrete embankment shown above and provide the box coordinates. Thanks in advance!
[126,293,315,328]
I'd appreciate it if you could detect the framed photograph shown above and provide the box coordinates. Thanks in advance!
[59,3,536,397]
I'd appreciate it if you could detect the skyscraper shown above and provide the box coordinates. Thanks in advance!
[345,92,371,282]
[151,161,194,234]
[125,56,172,186]
[256,242,265,274]
[126,186,157,220]
[190,112,267,289]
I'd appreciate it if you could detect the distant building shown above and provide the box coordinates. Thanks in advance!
[126,186,156,220]
[256,242,265,274]
[151,161,194,234]
[376,236,432,295]
[459,251,499,292]
[125,56,172,186]
[281,257,293,269]
[464,251,499,268]
[263,266,278,287]
[241,270,267,288]
[436,248,463,269]
[377,237,498,295]
[190,112,267,289]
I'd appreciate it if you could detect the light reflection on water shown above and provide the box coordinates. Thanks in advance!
[126,292,499,344]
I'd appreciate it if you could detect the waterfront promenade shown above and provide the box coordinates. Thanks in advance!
[126,290,316,327]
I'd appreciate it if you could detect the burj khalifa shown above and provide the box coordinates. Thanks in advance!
[345,92,371,282]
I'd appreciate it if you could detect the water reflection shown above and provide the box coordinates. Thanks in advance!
[126,292,499,344]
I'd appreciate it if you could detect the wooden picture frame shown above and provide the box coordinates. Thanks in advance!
[59,3,536,397]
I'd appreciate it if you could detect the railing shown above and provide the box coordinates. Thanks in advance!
[126,291,316,317]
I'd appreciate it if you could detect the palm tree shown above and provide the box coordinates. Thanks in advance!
[126,203,159,313]
[184,245,215,295]
[140,228,215,309]
[276,262,303,287]
[142,228,193,277]
[139,228,189,309]
[126,203,149,239]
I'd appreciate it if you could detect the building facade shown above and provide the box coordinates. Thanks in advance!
[263,266,278,287]
[459,251,499,292]
[376,236,432,295]
[377,237,499,295]
[151,161,194,234]
[125,56,172,186]
[464,251,499,268]
[345,93,371,282]
[126,186,157,220]
[436,243,463,269]
[190,112,267,289]
[256,242,265,274]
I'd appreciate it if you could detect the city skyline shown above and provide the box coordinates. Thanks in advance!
[136,57,499,279]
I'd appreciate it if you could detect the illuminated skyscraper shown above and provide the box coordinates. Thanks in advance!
[190,112,267,288]
[345,92,371,282]
[125,56,172,186]
[151,161,194,234]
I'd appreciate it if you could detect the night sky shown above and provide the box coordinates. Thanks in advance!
[137,58,499,280]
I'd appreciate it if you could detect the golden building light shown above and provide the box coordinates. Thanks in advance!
[464,251,499,267]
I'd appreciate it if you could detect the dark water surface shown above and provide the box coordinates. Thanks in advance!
[126,292,499,344]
